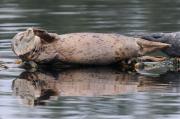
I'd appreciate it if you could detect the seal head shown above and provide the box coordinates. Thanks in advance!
[12,28,41,58]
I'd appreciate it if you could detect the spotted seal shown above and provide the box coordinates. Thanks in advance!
[12,28,170,65]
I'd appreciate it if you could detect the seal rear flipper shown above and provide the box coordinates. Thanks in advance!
[136,39,171,55]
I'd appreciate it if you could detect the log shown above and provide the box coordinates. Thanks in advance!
[12,28,170,65]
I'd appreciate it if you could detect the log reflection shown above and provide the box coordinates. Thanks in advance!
[12,68,174,106]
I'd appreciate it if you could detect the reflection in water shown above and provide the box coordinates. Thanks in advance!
[12,68,178,106]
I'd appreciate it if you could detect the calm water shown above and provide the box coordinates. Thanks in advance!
[0,0,180,119]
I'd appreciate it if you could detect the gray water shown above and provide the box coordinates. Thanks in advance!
[0,0,180,119]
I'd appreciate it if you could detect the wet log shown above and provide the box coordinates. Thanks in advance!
[12,28,170,65]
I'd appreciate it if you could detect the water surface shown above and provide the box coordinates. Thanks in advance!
[0,0,180,119]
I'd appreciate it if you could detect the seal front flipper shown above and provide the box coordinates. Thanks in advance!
[138,56,167,62]
[33,28,57,43]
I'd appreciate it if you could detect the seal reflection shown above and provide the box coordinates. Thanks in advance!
[12,67,174,106]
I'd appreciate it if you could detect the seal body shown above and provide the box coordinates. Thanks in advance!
[53,33,167,64]
[12,28,170,65]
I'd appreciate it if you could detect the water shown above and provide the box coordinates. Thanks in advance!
[0,0,180,119]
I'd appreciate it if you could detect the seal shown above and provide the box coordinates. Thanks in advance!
[12,28,170,65]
